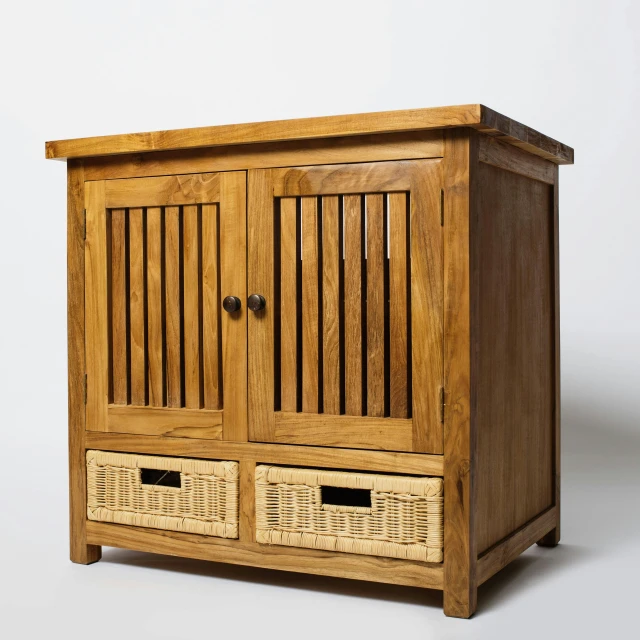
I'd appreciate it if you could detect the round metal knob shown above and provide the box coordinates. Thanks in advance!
[248,294,266,312]
[223,296,241,313]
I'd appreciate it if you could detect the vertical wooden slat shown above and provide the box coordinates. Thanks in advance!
[183,204,201,409]
[129,208,146,406]
[164,206,182,407]
[366,194,385,417]
[202,203,221,410]
[110,209,127,404]
[220,172,248,440]
[301,197,319,413]
[248,169,275,441]
[85,180,109,429]
[389,192,409,418]
[280,197,298,412]
[146,207,163,406]
[411,161,444,453]
[344,194,363,415]
[70,162,101,563]
[322,195,340,415]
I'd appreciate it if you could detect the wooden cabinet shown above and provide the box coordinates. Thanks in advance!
[47,104,573,618]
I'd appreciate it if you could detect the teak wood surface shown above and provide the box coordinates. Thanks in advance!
[54,106,571,619]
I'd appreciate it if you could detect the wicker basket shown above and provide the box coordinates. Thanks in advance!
[255,465,443,562]
[86,450,239,538]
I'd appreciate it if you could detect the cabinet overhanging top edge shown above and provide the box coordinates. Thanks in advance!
[45,104,573,165]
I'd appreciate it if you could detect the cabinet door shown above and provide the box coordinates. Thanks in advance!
[84,172,246,440]
[248,160,443,453]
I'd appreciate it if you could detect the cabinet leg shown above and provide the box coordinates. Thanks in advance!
[71,541,102,565]
[537,525,560,547]
[443,585,477,619]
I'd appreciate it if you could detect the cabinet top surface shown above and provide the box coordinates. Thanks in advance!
[45,104,573,164]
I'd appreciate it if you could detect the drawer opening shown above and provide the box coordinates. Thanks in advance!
[321,485,371,509]
[140,468,181,489]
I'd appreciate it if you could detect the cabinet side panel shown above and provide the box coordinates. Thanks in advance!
[475,161,555,555]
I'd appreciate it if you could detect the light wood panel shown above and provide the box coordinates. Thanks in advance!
[321,196,341,415]
[47,104,573,164]
[280,197,298,412]
[85,180,108,431]
[202,204,221,410]
[164,206,181,408]
[183,205,201,409]
[366,194,385,417]
[477,507,557,586]
[388,193,409,418]
[82,131,445,181]
[68,160,101,564]
[274,161,411,197]
[239,460,257,543]
[146,207,163,406]
[274,412,412,452]
[343,194,363,416]
[105,173,220,207]
[474,162,555,555]
[86,521,444,590]
[129,208,146,406]
[443,130,477,618]
[301,197,319,413]
[110,209,127,405]
[107,405,222,439]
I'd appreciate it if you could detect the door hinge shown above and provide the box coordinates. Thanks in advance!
[439,386,445,423]
[83,209,87,241]
[440,189,444,226]
[84,374,87,405]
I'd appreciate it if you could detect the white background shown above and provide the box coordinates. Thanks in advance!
[1,1,638,637]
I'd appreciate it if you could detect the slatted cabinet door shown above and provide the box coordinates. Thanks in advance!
[248,160,443,454]
[84,172,247,441]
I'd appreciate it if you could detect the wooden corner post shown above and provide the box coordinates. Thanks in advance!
[443,129,477,617]
[68,160,101,564]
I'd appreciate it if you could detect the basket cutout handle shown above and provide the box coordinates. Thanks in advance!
[320,486,372,513]
[140,468,181,489]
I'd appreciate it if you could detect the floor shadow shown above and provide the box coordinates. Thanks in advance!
[101,548,443,609]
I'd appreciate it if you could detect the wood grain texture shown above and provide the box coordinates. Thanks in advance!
[105,173,219,208]
[274,161,411,197]
[280,197,298,412]
[301,197,319,413]
[539,164,561,547]
[474,162,554,555]
[146,207,163,406]
[344,195,363,416]
[478,135,555,184]
[443,130,477,618]
[219,172,248,441]
[183,204,201,409]
[110,209,127,405]
[239,460,257,543]
[107,405,222,439]
[366,194,385,417]
[274,412,412,452]
[84,180,108,431]
[164,206,182,408]
[86,431,444,476]
[388,193,409,418]
[68,161,101,564]
[82,131,445,181]
[322,196,341,415]
[47,104,573,164]
[202,204,221,410]
[128,208,146,406]
[409,160,443,453]
[247,170,275,441]
[478,507,557,585]
[86,521,444,590]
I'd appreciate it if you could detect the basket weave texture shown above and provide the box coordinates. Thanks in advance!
[255,465,443,562]
[86,450,239,538]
